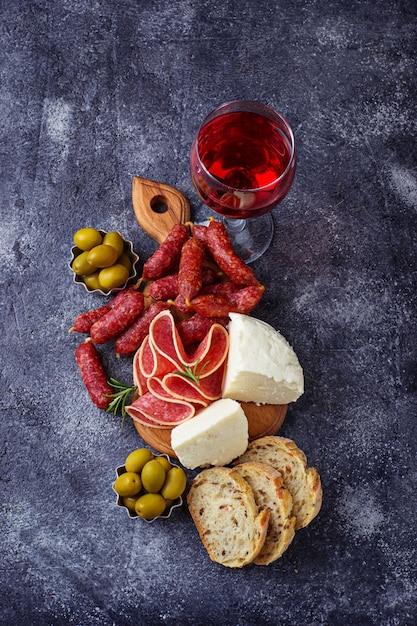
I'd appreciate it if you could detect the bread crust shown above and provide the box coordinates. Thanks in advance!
[187,466,270,568]
[237,436,322,530]
[234,461,296,565]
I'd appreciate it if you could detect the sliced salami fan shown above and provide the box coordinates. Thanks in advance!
[128,309,229,426]
[148,309,229,373]
[147,309,189,367]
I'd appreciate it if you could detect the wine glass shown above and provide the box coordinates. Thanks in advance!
[190,100,296,263]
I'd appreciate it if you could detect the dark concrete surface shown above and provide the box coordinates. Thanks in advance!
[1,1,416,625]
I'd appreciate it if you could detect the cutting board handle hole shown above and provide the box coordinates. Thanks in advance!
[150,195,169,214]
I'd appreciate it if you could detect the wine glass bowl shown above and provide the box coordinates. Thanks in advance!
[190,100,296,262]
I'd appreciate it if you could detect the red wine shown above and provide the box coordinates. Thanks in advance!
[191,110,295,218]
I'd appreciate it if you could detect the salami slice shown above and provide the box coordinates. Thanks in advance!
[125,405,172,429]
[162,362,225,403]
[147,309,189,367]
[161,375,210,405]
[126,390,195,427]
[132,347,148,396]
[138,334,177,380]
[185,323,229,374]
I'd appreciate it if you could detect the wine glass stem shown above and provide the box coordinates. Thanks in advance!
[222,217,247,234]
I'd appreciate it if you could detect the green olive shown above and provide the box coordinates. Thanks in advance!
[121,494,140,514]
[87,244,118,268]
[135,493,166,520]
[161,467,187,500]
[98,264,129,290]
[141,459,166,493]
[113,471,142,497]
[102,231,124,257]
[72,251,97,276]
[117,252,132,273]
[83,271,102,291]
[73,227,102,251]
[125,448,154,474]
[155,456,172,473]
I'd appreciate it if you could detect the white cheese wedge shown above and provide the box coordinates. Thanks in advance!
[171,399,249,469]
[222,313,304,404]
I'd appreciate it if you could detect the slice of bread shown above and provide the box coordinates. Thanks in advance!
[237,436,322,530]
[187,466,270,568]
[234,461,296,565]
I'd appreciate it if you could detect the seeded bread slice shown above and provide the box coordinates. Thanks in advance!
[237,436,322,530]
[234,461,296,565]
[187,466,270,568]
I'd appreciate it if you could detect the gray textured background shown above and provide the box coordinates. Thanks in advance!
[1,1,416,625]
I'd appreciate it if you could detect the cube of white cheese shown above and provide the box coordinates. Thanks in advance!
[222,313,304,404]
[171,399,248,469]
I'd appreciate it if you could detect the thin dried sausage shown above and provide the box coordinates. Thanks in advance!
[190,284,264,317]
[90,290,145,344]
[173,293,192,314]
[148,267,219,302]
[142,223,189,281]
[70,287,139,334]
[205,219,260,286]
[190,223,208,250]
[201,281,239,296]
[178,237,204,305]
[177,313,229,346]
[148,274,179,301]
[70,303,113,334]
[229,284,265,313]
[114,300,170,356]
[74,340,113,410]
[201,266,220,286]
[188,293,231,317]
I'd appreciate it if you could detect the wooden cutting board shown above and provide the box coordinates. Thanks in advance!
[131,175,287,458]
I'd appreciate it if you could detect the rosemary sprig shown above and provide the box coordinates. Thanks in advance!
[105,378,137,433]
[173,359,210,385]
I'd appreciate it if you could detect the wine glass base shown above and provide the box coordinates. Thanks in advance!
[222,213,274,264]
